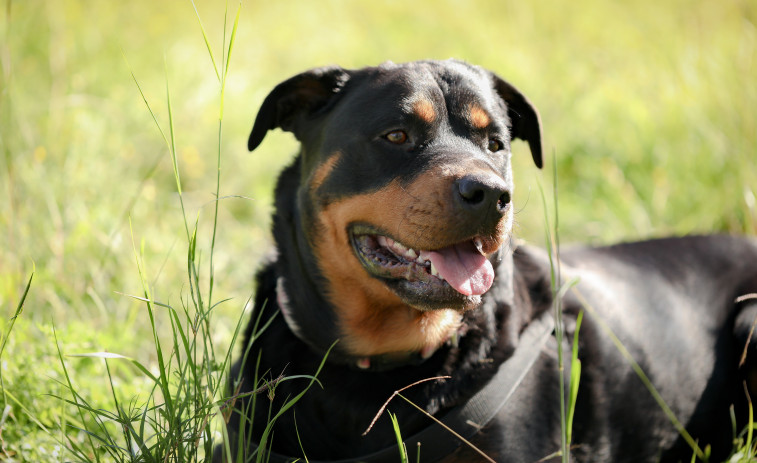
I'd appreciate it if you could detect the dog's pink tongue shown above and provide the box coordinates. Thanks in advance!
[426,242,494,296]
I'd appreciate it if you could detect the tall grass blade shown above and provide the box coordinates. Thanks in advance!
[163,60,191,243]
[255,343,336,463]
[389,411,409,463]
[190,0,221,82]
[123,53,170,148]
[70,352,163,390]
[0,265,33,411]
[293,412,310,463]
[0,265,32,360]
[566,309,583,446]
[220,1,241,119]
[745,384,754,462]
[53,325,101,463]
[225,3,241,81]
[538,150,573,462]
[208,0,241,307]
[3,389,49,433]
[128,217,173,413]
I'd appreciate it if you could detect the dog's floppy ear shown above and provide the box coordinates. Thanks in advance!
[248,66,351,151]
[491,75,543,169]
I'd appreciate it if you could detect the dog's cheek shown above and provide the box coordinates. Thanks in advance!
[312,184,409,295]
[310,208,409,354]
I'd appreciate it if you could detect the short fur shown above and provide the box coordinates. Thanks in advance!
[219,60,757,462]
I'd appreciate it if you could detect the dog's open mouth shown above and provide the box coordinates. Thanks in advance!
[349,225,496,310]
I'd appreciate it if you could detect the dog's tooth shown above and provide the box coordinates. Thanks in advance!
[417,250,432,264]
[377,235,388,248]
[420,344,437,359]
[474,237,484,254]
[430,261,440,277]
[405,248,417,259]
[393,241,408,254]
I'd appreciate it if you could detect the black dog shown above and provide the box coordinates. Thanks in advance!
[218,60,757,462]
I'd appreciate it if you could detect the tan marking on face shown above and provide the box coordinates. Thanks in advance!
[413,98,437,123]
[310,164,511,356]
[469,104,491,129]
[308,152,341,194]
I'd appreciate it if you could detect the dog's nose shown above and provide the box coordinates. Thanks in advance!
[455,175,511,216]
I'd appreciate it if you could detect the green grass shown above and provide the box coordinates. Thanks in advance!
[1,0,756,461]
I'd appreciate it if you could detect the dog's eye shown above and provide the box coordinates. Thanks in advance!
[385,130,408,144]
[488,138,504,152]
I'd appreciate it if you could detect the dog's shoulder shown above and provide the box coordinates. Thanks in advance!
[511,243,556,310]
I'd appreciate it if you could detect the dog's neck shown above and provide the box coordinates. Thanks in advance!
[273,270,513,372]
[273,272,452,370]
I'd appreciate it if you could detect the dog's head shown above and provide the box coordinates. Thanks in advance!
[249,60,541,358]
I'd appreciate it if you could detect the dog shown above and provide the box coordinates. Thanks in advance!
[217,60,757,462]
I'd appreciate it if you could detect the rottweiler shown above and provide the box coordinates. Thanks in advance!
[218,60,757,462]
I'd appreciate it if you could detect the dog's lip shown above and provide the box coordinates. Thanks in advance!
[348,224,496,305]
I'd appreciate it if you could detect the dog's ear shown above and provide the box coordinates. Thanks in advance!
[490,75,543,169]
[248,66,351,151]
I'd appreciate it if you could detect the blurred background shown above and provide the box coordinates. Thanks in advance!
[1,0,755,459]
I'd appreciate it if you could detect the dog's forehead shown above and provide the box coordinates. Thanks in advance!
[348,61,501,114]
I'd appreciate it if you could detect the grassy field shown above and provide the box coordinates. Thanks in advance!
[1,0,756,461]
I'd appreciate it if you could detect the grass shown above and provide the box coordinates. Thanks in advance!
[0,0,756,461]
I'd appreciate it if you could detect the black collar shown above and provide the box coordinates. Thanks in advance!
[251,308,555,462]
